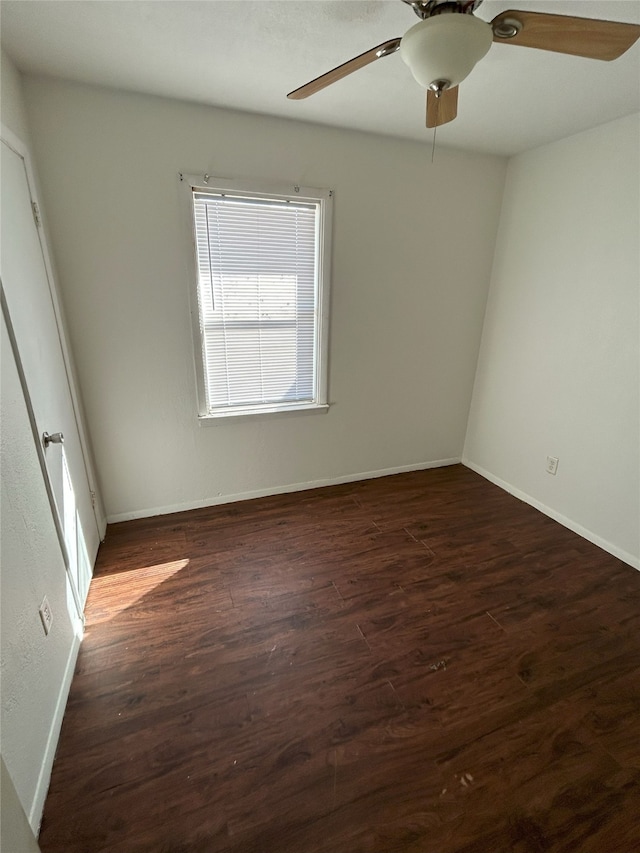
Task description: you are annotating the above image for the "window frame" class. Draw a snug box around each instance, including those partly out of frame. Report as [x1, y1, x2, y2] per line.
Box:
[181, 173, 333, 423]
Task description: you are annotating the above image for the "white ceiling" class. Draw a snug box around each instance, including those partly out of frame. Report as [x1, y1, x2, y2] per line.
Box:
[1, 0, 639, 156]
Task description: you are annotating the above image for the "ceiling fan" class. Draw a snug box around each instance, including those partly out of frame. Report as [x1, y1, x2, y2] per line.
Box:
[287, 0, 640, 128]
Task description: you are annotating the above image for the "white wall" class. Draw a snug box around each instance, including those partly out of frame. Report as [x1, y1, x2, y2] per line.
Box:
[464, 114, 640, 568]
[22, 76, 507, 521]
[1, 48, 31, 143]
[1, 300, 82, 829]
[1, 756, 41, 853]
[0, 49, 82, 832]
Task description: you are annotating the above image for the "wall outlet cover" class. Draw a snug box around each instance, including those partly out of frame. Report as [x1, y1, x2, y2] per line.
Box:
[39, 596, 53, 635]
[546, 456, 559, 476]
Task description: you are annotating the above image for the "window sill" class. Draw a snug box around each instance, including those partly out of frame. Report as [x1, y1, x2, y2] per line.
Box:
[198, 403, 330, 426]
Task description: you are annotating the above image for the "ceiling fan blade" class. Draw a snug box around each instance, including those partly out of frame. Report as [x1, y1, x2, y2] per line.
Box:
[426, 86, 458, 128]
[491, 10, 640, 61]
[287, 38, 401, 99]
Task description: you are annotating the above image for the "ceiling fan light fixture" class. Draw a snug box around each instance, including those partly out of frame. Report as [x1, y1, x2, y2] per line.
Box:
[400, 13, 493, 89]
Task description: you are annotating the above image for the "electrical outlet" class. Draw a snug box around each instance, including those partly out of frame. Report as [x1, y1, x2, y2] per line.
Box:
[546, 456, 559, 476]
[39, 596, 53, 635]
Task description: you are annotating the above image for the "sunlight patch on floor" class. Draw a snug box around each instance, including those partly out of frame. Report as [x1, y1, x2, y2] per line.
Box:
[85, 559, 189, 624]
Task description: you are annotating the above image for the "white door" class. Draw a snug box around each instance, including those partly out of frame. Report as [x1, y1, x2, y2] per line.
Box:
[1, 138, 100, 610]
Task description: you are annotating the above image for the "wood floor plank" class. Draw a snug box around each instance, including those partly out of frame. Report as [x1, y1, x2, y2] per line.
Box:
[38, 465, 640, 853]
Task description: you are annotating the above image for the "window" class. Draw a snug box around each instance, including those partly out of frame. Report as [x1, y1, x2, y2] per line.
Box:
[183, 175, 332, 420]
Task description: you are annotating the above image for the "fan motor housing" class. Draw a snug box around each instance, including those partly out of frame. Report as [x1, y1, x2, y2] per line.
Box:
[402, 0, 485, 19]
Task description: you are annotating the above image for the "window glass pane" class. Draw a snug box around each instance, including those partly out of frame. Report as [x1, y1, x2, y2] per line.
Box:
[192, 191, 320, 413]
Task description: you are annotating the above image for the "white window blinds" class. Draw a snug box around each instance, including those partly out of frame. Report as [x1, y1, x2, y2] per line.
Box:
[192, 190, 322, 414]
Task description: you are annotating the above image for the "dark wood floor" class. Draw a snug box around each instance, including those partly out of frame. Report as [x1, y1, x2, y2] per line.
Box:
[39, 465, 640, 853]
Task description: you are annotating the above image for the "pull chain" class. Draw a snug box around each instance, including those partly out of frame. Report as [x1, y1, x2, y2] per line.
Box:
[431, 90, 441, 163]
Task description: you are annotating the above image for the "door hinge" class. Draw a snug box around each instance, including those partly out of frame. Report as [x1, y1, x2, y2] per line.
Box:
[31, 201, 41, 228]
[90, 490, 97, 508]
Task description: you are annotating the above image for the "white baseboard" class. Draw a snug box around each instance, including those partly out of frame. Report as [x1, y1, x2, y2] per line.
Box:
[106, 458, 461, 523]
[29, 629, 82, 833]
[463, 459, 640, 571]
